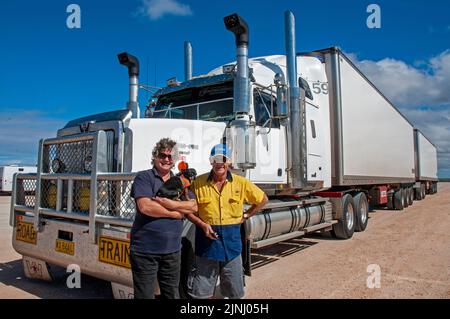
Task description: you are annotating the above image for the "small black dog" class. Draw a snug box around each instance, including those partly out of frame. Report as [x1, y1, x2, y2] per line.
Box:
[156, 166, 197, 200]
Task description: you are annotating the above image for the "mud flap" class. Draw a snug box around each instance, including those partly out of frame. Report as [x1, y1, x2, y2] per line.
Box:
[111, 282, 134, 299]
[22, 256, 53, 281]
[241, 224, 251, 276]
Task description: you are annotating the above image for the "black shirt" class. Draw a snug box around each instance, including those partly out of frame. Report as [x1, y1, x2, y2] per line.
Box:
[130, 168, 183, 254]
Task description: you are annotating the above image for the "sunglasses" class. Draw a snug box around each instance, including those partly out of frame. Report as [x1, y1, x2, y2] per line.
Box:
[158, 153, 174, 160]
[210, 156, 231, 164]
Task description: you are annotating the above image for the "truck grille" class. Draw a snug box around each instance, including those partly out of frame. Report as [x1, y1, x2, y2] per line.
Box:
[42, 131, 114, 174]
[97, 179, 135, 220]
[43, 140, 94, 174]
[15, 177, 37, 208]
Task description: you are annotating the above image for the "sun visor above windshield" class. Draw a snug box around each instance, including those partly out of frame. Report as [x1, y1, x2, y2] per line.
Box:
[63, 109, 132, 129]
[154, 73, 233, 98]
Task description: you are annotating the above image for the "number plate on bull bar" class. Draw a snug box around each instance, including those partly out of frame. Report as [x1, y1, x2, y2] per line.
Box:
[98, 236, 131, 269]
[16, 221, 37, 244]
[55, 239, 75, 255]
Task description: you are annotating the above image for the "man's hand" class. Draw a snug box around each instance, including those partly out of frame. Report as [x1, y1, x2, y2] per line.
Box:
[136, 197, 184, 219]
[153, 196, 197, 214]
[153, 196, 177, 210]
[201, 223, 218, 240]
[241, 194, 269, 223]
[171, 211, 184, 220]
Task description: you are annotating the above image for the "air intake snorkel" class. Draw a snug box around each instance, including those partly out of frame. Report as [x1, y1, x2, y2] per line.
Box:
[118, 52, 140, 118]
[224, 13, 256, 169]
[184, 41, 193, 81]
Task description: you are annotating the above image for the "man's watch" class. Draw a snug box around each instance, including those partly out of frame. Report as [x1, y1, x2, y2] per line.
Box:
[243, 213, 250, 220]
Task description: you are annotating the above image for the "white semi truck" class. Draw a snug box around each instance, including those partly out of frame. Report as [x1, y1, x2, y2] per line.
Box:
[0, 165, 36, 193]
[10, 12, 438, 298]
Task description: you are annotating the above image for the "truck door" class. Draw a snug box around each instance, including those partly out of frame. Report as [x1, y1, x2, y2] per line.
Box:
[305, 100, 324, 182]
[249, 88, 287, 183]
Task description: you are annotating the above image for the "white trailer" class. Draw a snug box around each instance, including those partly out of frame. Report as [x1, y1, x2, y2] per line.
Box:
[414, 129, 438, 199]
[9, 11, 438, 298]
[0, 165, 36, 193]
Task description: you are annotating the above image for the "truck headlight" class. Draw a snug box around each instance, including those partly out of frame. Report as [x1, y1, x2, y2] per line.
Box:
[51, 158, 64, 173]
[84, 156, 93, 173]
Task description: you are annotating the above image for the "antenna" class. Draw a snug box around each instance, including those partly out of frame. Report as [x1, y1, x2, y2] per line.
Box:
[146, 56, 149, 100]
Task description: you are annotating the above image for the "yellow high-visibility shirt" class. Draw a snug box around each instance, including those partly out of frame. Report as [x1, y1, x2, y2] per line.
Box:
[191, 170, 265, 225]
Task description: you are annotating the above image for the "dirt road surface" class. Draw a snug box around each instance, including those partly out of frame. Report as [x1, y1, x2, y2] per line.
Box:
[1, 183, 449, 298]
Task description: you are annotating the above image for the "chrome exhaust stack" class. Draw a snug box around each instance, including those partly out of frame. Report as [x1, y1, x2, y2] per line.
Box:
[285, 11, 307, 188]
[184, 41, 193, 81]
[118, 52, 140, 118]
[224, 13, 256, 169]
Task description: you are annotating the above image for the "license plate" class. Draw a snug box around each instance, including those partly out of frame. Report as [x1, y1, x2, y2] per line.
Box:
[98, 236, 131, 269]
[16, 221, 37, 244]
[55, 239, 75, 255]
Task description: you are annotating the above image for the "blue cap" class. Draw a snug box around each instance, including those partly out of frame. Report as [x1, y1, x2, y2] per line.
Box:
[210, 144, 231, 160]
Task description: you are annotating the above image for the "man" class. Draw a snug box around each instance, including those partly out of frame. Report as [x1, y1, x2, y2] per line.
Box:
[130, 138, 197, 299]
[187, 144, 268, 299]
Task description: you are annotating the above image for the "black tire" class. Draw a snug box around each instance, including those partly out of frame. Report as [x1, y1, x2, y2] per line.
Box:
[354, 192, 369, 232]
[179, 224, 195, 299]
[403, 188, 409, 208]
[432, 183, 437, 194]
[387, 191, 394, 210]
[393, 189, 404, 210]
[408, 187, 414, 206]
[421, 184, 426, 199]
[332, 194, 356, 239]
[415, 187, 423, 200]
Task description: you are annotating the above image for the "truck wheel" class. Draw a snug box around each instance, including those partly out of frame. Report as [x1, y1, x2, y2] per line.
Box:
[408, 187, 414, 206]
[415, 187, 423, 200]
[387, 191, 394, 210]
[393, 189, 404, 210]
[403, 188, 409, 208]
[432, 183, 437, 194]
[421, 184, 426, 199]
[179, 224, 195, 299]
[332, 194, 355, 239]
[354, 192, 369, 232]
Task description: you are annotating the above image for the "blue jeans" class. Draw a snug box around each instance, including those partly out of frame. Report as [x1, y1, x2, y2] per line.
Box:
[130, 250, 181, 299]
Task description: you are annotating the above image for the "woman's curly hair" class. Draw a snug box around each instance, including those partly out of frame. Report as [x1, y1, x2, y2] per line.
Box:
[151, 138, 178, 165]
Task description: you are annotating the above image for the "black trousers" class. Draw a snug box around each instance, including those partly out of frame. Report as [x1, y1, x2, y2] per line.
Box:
[130, 250, 181, 299]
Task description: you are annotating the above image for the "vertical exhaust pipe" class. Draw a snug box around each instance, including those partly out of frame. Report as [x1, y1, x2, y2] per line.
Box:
[285, 11, 307, 188]
[224, 13, 250, 115]
[118, 52, 140, 118]
[224, 13, 256, 169]
[184, 41, 193, 81]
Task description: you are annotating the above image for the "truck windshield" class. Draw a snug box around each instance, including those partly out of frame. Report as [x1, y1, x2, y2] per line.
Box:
[152, 81, 234, 122]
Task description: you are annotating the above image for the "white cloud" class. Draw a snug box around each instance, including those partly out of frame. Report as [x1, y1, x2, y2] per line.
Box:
[139, 0, 193, 20]
[0, 109, 64, 166]
[348, 50, 450, 108]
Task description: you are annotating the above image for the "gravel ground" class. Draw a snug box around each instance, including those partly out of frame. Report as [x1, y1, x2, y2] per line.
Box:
[1, 183, 449, 299]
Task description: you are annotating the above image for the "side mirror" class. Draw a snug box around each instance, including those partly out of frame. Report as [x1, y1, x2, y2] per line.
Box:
[298, 77, 313, 100]
[274, 73, 288, 117]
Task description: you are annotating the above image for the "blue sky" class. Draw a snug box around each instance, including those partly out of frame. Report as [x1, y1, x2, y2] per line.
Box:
[1, 0, 449, 177]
